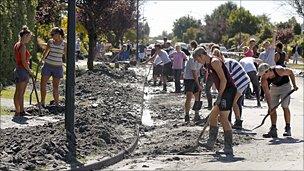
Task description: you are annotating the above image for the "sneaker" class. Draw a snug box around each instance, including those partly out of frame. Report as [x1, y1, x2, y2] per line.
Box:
[185, 114, 190, 122]
[283, 127, 291, 136]
[263, 127, 278, 138]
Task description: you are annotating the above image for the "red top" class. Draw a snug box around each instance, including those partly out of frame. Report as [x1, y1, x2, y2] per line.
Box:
[14, 42, 31, 68]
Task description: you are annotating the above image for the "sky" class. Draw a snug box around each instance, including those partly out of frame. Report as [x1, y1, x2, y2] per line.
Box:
[141, 0, 304, 37]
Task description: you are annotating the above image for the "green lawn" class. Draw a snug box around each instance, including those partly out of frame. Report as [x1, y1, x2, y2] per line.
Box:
[0, 106, 14, 115]
[1, 86, 54, 104]
[286, 63, 304, 71]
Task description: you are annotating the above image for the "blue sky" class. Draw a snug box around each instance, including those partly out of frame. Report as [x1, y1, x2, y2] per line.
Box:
[141, 0, 303, 37]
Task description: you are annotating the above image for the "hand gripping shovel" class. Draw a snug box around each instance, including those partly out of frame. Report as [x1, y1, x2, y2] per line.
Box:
[178, 114, 210, 155]
[252, 89, 295, 131]
[29, 63, 40, 105]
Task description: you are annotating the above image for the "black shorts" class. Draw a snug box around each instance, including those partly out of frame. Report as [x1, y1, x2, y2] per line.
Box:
[184, 79, 199, 94]
[218, 86, 237, 111]
[153, 65, 163, 76]
[162, 62, 172, 78]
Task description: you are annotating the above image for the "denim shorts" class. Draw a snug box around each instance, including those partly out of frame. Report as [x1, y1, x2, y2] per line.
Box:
[41, 63, 63, 78]
[14, 68, 29, 83]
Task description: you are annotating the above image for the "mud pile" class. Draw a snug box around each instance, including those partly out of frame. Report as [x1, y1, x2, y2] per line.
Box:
[0, 64, 143, 170]
[134, 88, 254, 157]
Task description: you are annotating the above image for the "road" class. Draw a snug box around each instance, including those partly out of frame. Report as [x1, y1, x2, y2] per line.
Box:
[108, 77, 303, 170]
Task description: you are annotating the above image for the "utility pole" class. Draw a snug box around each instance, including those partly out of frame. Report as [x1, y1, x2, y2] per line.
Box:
[65, 0, 76, 159]
[136, 0, 139, 61]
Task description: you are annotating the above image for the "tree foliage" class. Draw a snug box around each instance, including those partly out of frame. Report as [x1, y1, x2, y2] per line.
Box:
[228, 7, 260, 37]
[172, 15, 201, 41]
[204, 1, 237, 43]
[0, 0, 37, 85]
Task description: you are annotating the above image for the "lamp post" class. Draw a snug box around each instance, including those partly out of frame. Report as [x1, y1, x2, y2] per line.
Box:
[136, 0, 139, 61]
[65, 0, 76, 158]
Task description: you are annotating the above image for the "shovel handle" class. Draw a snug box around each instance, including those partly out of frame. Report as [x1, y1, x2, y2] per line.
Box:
[252, 89, 295, 131]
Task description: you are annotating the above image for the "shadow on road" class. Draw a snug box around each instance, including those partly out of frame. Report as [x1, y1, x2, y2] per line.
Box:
[269, 137, 304, 145]
[11, 116, 29, 124]
[209, 154, 245, 163]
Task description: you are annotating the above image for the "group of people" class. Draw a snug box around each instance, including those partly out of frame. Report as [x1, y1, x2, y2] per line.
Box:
[143, 33, 299, 155]
[13, 26, 66, 116]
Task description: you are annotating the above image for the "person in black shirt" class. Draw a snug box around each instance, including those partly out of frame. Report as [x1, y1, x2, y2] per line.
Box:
[258, 63, 298, 138]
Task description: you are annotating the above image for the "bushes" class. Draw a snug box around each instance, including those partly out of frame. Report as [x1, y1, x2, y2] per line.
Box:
[0, 0, 36, 85]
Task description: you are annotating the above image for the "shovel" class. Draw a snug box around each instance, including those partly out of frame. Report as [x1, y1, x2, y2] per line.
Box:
[31, 75, 41, 115]
[29, 63, 41, 105]
[252, 89, 295, 131]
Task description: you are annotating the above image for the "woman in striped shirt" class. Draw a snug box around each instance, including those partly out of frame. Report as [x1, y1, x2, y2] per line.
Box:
[40, 27, 67, 107]
[213, 49, 250, 129]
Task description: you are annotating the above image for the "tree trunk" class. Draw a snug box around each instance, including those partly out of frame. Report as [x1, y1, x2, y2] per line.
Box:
[87, 33, 97, 70]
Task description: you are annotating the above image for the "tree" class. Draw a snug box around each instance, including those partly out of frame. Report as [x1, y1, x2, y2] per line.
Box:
[277, 28, 294, 44]
[172, 15, 201, 41]
[77, 0, 116, 70]
[204, 1, 237, 43]
[293, 22, 302, 35]
[107, 0, 136, 47]
[183, 27, 199, 43]
[285, 0, 304, 18]
[228, 7, 260, 37]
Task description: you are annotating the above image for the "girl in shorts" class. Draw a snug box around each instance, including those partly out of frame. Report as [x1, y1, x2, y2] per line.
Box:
[40, 27, 66, 107]
[13, 26, 33, 116]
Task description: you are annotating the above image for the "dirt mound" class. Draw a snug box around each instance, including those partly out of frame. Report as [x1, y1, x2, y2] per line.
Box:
[133, 87, 254, 157]
[0, 65, 143, 170]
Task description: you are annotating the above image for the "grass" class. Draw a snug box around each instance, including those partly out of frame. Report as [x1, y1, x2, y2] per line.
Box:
[0, 106, 14, 115]
[1, 86, 54, 104]
[286, 63, 304, 71]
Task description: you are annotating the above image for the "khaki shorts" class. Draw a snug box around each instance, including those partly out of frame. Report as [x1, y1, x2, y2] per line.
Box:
[270, 83, 291, 109]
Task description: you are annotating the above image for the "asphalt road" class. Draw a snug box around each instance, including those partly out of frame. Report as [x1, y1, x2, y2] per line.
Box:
[108, 77, 303, 170]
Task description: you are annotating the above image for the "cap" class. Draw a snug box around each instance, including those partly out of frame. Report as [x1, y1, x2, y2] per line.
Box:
[257, 63, 270, 76]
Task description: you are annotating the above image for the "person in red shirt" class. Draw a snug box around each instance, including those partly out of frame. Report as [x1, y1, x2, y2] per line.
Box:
[13, 25, 34, 117]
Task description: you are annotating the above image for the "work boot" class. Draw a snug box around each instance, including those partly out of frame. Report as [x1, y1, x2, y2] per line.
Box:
[162, 84, 167, 92]
[262, 126, 278, 138]
[232, 119, 243, 130]
[153, 81, 157, 86]
[283, 126, 291, 136]
[193, 113, 201, 122]
[185, 114, 190, 123]
[200, 126, 219, 150]
[216, 130, 234, 155]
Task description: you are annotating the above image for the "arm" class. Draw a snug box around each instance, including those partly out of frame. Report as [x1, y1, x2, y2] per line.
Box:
[41, 40, 51, 63]
[20, 45, 33, 76]
[261, 76, 271, 108]
[192, 69, 201, 88]
[144, 50, 158, 64]
[271, 30, 277, 48]
[211, 59, 226, 96]
[252, 58, 263, 65]
[274, 53, 280, 63]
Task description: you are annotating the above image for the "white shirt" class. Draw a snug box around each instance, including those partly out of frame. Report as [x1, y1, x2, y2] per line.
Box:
[183, 58, 202, 80]
[239, 57, 257, 73]
[153, 56, 163, 66]
[157, 49, 171, 64]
